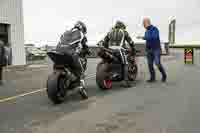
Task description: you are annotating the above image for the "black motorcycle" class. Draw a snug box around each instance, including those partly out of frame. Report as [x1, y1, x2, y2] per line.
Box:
[46, 48, 89, 104]
[96, 45, 138, 90]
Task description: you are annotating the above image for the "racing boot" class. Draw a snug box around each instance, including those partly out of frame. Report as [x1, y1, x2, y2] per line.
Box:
[121, 80, 131, 88]
[121, 65, 132, 88]
[73, 72, 85, 89]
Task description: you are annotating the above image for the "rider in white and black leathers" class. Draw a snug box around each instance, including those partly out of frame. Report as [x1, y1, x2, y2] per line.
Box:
[56, 21, 90, 87]
[99, 21, 136, 86]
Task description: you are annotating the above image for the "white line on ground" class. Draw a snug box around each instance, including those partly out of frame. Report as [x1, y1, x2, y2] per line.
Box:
[0, 74, 96, 103]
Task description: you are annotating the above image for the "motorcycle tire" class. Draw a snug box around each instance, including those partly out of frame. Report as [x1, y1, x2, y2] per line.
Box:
[128, 64, 138, 81]
[46, 72, 66, 104]
[96, 62, 112, 90]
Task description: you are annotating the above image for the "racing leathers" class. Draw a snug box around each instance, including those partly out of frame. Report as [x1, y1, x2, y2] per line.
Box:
[56, 28, 89, 82]
[100, 28, 136, 81]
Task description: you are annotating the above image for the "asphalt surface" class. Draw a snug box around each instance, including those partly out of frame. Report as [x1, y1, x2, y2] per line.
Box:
[0, 50, 200, 133]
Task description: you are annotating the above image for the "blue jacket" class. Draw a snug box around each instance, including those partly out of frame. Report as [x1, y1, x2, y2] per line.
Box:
[144, 25, 161, 51]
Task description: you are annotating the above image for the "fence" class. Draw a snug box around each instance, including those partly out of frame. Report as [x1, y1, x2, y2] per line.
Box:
[88, 42, 169, 58]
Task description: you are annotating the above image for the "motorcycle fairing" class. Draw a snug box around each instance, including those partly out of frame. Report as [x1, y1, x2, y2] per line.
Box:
[47, 50, 74, 66]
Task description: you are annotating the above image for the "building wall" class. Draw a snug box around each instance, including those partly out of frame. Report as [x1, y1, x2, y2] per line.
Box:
[0, 0, 25, 65]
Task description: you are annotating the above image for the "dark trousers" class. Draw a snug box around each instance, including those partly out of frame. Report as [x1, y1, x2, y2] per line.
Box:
[0, 66, 3, 81]
[121, 50, 129, 81]
[115, 49, 129, 81]
[71, 53, 84, 78]
[146, 49, 167, 80]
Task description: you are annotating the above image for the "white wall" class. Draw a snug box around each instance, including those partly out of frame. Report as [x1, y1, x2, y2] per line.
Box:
[0, 0, 25, 65]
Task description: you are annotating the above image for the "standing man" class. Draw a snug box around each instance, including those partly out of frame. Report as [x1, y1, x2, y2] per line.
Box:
[137, 17, 167, 82]
[0, 40, 6, 85]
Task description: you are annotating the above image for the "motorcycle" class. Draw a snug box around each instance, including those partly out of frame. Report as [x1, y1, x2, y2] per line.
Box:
[46, 46, 89, 104]
[96, 45, 138, 90]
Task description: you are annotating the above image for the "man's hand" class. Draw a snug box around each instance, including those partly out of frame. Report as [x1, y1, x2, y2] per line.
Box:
[136, 36, 144, 40]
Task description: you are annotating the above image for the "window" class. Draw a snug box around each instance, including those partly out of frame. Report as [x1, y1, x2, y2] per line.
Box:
[0, 23, 9, 44]
[0, 24, 8, 33]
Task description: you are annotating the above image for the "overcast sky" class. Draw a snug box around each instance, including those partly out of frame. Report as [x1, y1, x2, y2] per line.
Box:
[23, 0, 200, 45]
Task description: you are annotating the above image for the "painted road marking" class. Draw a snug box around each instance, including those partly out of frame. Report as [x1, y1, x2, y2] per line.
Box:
[0, 74, 96, 103]
[0, 89, 46, 103]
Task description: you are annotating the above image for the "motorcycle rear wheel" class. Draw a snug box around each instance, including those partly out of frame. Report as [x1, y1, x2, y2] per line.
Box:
[47, 72, 67, 104]
[96, 62, 112, 90]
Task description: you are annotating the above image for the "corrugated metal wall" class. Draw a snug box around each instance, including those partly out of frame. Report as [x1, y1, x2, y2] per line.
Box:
[0, 0, 25, 65]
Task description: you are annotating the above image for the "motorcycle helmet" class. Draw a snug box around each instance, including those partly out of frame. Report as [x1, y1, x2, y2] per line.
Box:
[74, 21, 87, 34]
[114, 20, 126, 29]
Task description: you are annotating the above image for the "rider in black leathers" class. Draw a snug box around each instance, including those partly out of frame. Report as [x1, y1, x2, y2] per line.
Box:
[98, 21, 136, 87]
[56, 21, 90, 87]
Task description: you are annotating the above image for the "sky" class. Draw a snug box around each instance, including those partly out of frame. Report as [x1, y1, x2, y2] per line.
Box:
[23, 0, 200, 46]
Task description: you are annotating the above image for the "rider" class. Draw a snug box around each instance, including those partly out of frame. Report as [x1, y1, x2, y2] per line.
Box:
[98, 20, 136, 87]
[56, 21, 90, 88]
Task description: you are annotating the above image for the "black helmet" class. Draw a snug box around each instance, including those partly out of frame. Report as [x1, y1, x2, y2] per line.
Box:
[114, 20, 126, 29]
[74, 21, 87, 34]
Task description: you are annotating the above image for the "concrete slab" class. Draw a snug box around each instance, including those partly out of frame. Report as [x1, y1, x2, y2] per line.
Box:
[0, 50, 200, 133]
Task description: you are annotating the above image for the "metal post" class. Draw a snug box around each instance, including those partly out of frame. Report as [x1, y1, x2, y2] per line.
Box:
[168, 18, 176, 45]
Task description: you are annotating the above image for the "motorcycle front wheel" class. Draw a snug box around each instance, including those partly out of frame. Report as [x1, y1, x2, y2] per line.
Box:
[128, 64, 138, 81]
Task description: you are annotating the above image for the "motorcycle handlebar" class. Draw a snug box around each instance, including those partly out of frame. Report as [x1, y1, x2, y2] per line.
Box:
[97, 43, 141, 55]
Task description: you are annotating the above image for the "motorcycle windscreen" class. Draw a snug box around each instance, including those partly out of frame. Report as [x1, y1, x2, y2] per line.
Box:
[47, 51, 73, 65]
[59, 29, 82, 46]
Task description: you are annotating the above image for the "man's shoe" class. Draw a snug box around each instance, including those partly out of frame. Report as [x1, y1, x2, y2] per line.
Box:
[146, 79, 156, 83]
[121, 80, 131, 88]
[161, 76, 167, 82]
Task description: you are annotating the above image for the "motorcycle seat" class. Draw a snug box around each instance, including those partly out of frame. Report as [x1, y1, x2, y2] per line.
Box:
[47, 51, 64, 56]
